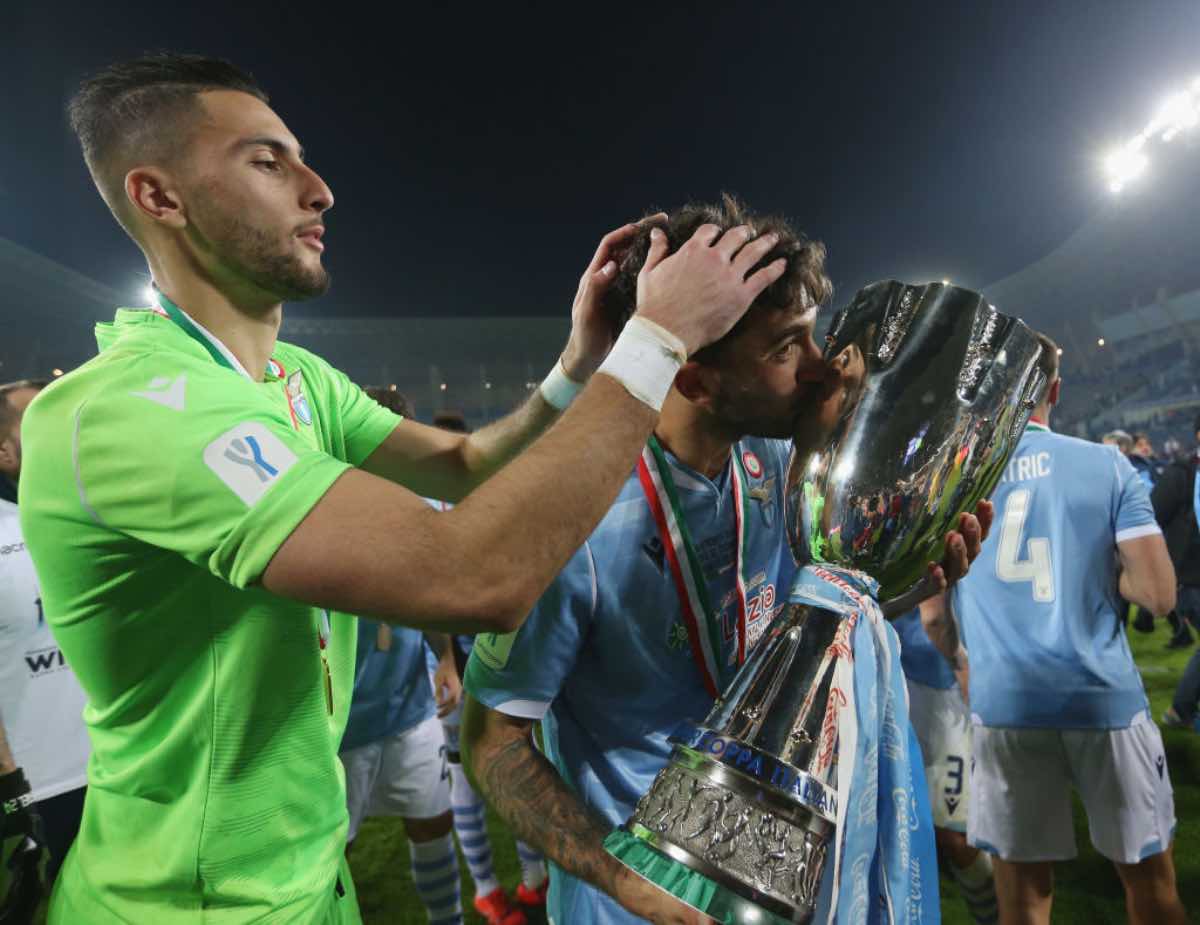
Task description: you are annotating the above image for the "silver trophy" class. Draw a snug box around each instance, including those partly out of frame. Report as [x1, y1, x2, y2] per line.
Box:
[606, 281, 1046, 924]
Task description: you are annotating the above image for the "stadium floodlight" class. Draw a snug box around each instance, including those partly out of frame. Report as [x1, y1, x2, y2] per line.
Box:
[1103, 76, 1200, 193]
[52, 368, 63, 377]
[1097, 338, 1105, 347]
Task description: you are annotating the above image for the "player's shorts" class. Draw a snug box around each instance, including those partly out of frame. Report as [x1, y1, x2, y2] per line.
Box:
[906, 679, 971, 832]
[969, 710, 1176, 864]
[340, 715, 450, 841]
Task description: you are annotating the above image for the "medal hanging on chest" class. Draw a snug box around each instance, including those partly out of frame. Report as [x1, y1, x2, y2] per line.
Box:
[637, 436, 752, 698]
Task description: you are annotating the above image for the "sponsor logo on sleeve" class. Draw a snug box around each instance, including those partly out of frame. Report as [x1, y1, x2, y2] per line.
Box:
[203, 422, 299, 505]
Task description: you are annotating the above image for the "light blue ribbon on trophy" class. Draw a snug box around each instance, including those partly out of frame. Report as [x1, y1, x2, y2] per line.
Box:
[789, 565, 938, 925]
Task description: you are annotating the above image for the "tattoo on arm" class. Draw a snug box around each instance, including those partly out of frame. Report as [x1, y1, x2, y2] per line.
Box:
[472, 720, 619, 896]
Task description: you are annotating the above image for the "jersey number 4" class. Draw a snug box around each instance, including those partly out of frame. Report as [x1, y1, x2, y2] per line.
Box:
[995, 489, 1055, 602]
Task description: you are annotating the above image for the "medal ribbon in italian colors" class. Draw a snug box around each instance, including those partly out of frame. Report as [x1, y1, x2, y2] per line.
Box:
[637, 435, 752, 698]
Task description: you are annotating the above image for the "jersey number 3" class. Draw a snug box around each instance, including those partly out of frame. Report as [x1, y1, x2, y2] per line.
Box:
[995, 489, 1054, 602]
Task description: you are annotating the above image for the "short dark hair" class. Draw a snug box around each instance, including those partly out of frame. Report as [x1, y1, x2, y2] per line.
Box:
[363, 386, 412, 418]
[0, 379, 49, 438]
[68, 53, 268, 227]
[603, 194, 833, 364]
[1033, 332, 1060, 403]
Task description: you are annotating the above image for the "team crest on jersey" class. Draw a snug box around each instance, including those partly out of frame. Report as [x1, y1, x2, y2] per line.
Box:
[748, 477, 776, 528]
[741, 450, 763, 479]
[286, 370, 313, 426]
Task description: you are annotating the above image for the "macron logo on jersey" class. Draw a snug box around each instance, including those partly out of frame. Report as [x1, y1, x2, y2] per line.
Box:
[203, 422, 298, 505]
[132, 374, 187, 411]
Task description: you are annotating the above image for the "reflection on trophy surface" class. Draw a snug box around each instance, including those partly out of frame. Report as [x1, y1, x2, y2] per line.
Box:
[606, 280, 1046, 924]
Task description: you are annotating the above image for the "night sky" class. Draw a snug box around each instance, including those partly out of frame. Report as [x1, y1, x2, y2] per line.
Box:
[3, 1, 1198, 322]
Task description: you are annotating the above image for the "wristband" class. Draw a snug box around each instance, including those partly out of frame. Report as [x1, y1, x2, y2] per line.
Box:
[538, 358, 585, 411]
[0, 767, 32, 816]
[596, 316, 687, 412]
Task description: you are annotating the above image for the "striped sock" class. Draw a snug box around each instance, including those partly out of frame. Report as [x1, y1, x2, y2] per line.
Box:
[410, 832, 463, 925]
[448, 760, 499, 897]
[951, 850, 998, 925]
[516, 840, 547, 890]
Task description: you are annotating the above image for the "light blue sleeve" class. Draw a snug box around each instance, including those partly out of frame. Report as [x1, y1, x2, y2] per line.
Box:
[1111, 450, 1159, 541]
[464, 541, 597, 719]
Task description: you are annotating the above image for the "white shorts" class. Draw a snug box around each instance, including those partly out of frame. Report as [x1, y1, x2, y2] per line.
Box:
[969, 711, 1176, 864]
[907, 679, 971, 832]
[340, 715, 451, 841]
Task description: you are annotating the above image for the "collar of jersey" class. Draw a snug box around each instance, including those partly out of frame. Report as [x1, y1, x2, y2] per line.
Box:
[152, 290, 265, 380]
[657, 444, 731, 496]
[1025, 421, 1050, 433]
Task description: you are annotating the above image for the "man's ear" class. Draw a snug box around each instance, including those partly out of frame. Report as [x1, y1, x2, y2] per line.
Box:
[125, 167, 188, 230]
[673, 361, 721, 410]
[1047, 378, 1061, 408]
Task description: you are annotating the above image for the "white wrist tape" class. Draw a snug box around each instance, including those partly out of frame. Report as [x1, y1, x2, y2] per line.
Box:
[596, 316, 687, 411]
[539, 358, 585, 411]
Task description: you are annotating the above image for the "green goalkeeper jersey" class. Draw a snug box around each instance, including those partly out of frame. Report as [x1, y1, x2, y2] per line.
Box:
[18, 301, 400, 923]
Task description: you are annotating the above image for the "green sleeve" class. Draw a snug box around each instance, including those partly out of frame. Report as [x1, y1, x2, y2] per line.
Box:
[75, 371, 351, 589]
[312, 357, 402, 466]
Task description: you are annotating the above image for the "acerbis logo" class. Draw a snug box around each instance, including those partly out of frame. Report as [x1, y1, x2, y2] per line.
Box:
[203, 422, 298, 506]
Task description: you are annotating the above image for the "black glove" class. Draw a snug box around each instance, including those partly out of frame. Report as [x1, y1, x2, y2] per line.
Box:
[0, 769, 46, 925]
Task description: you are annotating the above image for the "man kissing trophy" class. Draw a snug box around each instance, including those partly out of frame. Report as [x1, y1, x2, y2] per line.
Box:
[606, 280, 1046, 924]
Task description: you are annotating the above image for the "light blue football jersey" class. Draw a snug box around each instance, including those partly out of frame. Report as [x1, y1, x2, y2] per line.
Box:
[894, 608, 957, 691]
[952, 424, 1160, 729]
[465, 438, 796, 925]
[341, 618, 435, 752]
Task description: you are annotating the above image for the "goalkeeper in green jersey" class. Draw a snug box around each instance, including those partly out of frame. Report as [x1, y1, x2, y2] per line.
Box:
[20, 53, 784, 925]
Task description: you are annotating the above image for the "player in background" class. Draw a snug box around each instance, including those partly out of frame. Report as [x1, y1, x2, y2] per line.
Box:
[462, 198, 990, 925]
[1156, 413, 1200, 724]
[894, 606, 997, 924]
[22, 54, 783, 924]
[942, 333, 1186, 925]
[339, 609, 466, 925]
[0, 379, 89, 905]
[418, 407, 545, 924]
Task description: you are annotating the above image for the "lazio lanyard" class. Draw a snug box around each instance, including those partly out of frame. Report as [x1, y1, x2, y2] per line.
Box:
[637, 435, 752, 698]
[152, 289, 335, 715]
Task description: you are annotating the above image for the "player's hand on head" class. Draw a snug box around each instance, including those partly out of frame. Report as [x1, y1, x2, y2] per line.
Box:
[560, 215, 667, 381]
[634, 224, 786, 356]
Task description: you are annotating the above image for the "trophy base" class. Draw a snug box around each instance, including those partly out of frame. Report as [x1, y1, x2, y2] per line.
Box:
[605, 826, 801, 925]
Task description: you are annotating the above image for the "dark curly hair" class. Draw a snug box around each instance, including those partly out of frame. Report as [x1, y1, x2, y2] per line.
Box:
[603, 194, 833, 363]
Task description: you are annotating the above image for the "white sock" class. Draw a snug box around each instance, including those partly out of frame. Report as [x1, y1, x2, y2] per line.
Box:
[448, 761, 499, 897]
[951, 850, 998, 925]
[516, 840, 547, 890]
[410, 832, 463, 925]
